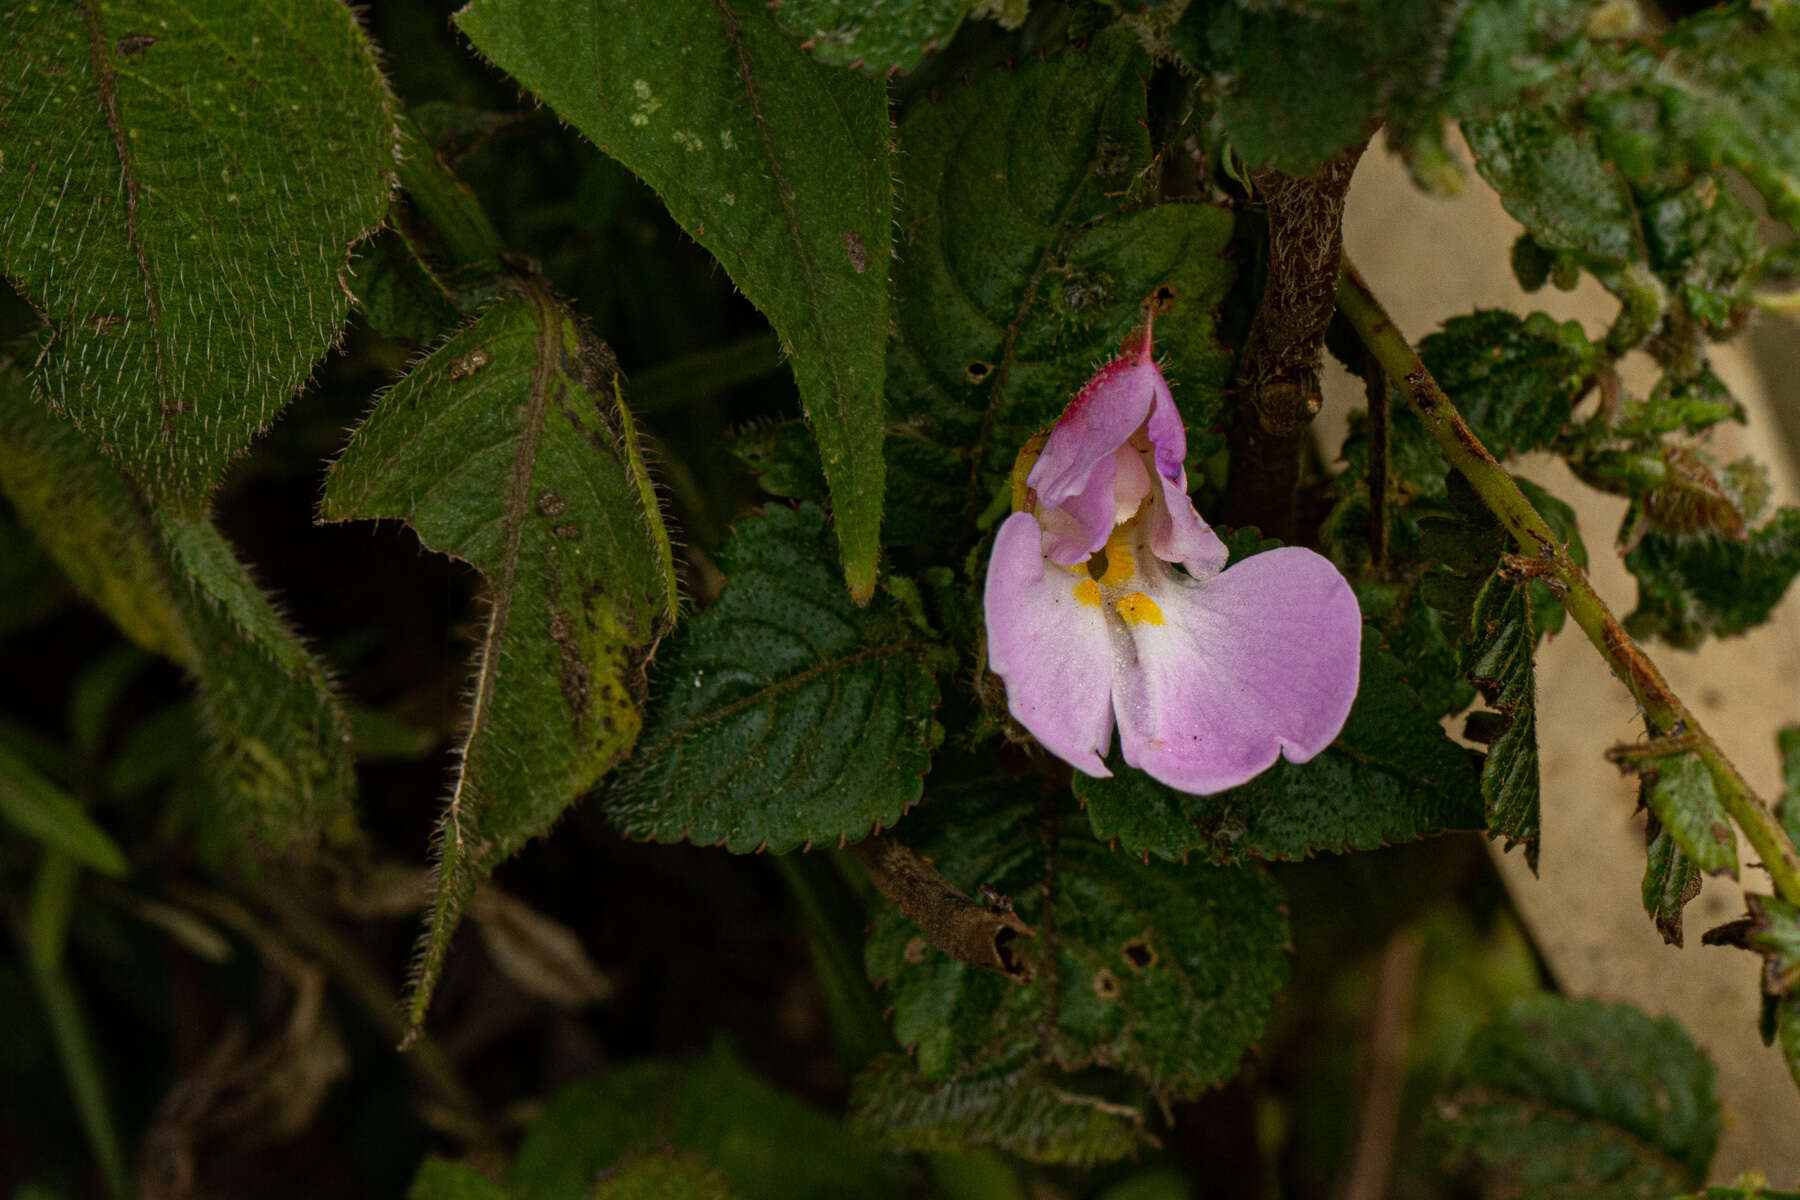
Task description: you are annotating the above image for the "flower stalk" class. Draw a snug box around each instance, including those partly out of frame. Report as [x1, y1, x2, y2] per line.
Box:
[1335, 258, 1800, 907]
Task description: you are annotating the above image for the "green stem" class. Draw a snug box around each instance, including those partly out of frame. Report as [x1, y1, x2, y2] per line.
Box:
[1336, 259, 1800, 907]
[772, 854, 891, 1074]
[627, 332, 787, 410]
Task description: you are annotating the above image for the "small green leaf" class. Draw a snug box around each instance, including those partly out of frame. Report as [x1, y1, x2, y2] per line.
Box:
[849, 1055, 1153, 1166]
[455, 0, 892, 599]
[1624, 507, 1800, 648]
[1433, 995, 1720, 1198]
[1078, 629, 1486, 863]
[1635, 752, 1737, 879]
[409, 1159, 512, 1200]
[321, 289, 676, 1032]
[1642, 811, 1702, 948]
[1464, 572, 1541, 872]
[591, 1155, 737, 1200]
[866, 781, 1288, 1106]
[770, 0, 970, 70]
[606, 503, 942, 853]
[1417, 311, 1594, 458]
[1464, 106, 1644, 263]
[1672, 1179, 1800, 1200]
[1779, 993, 1800, 1097]
[1779, 726, 1800, 849]
[0, 744, 127, 877]
[0, 0, 395, 515]
[510, 1047, 906, 1200]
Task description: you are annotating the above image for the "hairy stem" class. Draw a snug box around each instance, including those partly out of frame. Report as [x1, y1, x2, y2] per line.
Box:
[1224, 139, 1368, 540]
[1336, 259, 1800, 907]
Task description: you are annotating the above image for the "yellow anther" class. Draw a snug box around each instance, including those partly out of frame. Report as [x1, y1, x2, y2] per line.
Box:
[1116, 592, 1164, 626]
[1073, 578, 1102, 607]
[1095, 523, 1136, 587]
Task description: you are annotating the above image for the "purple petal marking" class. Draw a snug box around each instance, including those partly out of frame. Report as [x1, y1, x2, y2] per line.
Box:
[1142, 363, 1186, 479]
[1110, 547, 1362, 794]
[1026, 354, 1160, 519]
[984, 512, 1116, 778]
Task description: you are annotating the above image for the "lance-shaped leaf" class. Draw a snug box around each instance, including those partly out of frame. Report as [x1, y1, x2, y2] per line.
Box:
[1780, 726, 1800, 850]
[1643, 811, 1702, 948]
[0, 743, 128, 877]
[1433, 996, 1720, 1199]
[1629, 750, 1738, 879]
[454, 0, 891, 600]
[1465, 571, 1542, 873]
[321, 288, 676, 1031]
[864, 780, 1288, 1113]
[0, 370, 353, 843]
[770, 0, 971, 71]
[1076, 629, 1486, 863]
[0, 0, 394, 515]
[605, 503, 943, 853]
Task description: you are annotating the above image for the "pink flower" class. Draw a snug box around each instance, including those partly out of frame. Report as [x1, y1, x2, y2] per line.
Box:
[983, 326, 1362, 794]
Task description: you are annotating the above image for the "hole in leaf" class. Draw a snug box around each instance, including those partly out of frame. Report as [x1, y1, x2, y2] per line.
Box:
[965, 360, 993, 383]
[1122, 937, 1157, 971]
[1149, 284, 1177, 315]
[1092, 968, 1121, 999]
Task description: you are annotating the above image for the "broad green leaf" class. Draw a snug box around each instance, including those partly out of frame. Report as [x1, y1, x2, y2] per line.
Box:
[1464, 106, 1644, 263]
[770, 0, 971, 70]
[887, 29, 1234, 545]
[1418, 311, 1594, 458]
[866, 780, 1288, 1105]
[454, 0, 892, 599]
[0, 0, 394, 515]
[1642, 811, 1702, 948]
[0, 371, 353, 844]
[849, 1054, 1153, 1166]
[1078, 629, 1486, 863]
[1636, 752, 1737, 879]
[0, 744, 127, 877]
[409, 1159, 512, 1200]
[605, 503, 943, 853]
[1433, 996, 1719, 1198]
[1624, 507, 1800, 648]
[1780, 726, 1800, 849]
[1465, 572, 1541, 872]
[321, 290, 676, 1031]
[591, 1155, 736, 1200]
[510, 1047, 906, 1200]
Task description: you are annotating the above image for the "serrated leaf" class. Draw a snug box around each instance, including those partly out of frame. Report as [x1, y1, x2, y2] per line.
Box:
[770, 0, 970, 70]
[1643, 811, 1702, 948]
[1623, 507, 1800, 648]
[605, 503, 942, 853]
[1465, 572, 1541, 872]
[1635, 752, 1737, 879]
[849, 1054, 1153, 1166]
[1078, 628, 1485, 863]
[1433, 996, 1720, 1199]
[591, 1154, 737, 1200]
[320, 289, 676, 1030]
[409, 1159, 511, 1200]
[888, 30, 1234, 544]
[1417, 311, 1594, 458]
[0, 0, 394, 515]
[454, 0, 891, 599]
[510, 1046, 906, 1200]
[866, 780, 1288, 1105]
[0, 371, 354, 844]
[0, 743, 128, 877]
[1464, 106, 1644, 263]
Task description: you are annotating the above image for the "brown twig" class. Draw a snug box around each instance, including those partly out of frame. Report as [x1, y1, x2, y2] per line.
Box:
[1337, 929, 1423, 1200]
[855, 834, 1034, 981]
[1363, 346, 1390, 569]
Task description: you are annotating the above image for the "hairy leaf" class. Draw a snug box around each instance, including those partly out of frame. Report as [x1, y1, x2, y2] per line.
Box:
[591, 1155, 737, 1200]
[770, 0, 970, 70]
[1464, 106, 1643, 263]
[1434, 996, 1719, 1198]
[849, 1054, 1153, 1166]
[1624, 507, 1800, 648]
[510, 1047, 905, 1200]
[321, 290, 676, 1030]
[1636, 751, 1737, 879]
[866, 780, 1288, 1104]
[0, 0, 394, 515]
[1465, 572, 1541, 872]
[606, 504, 942, 853]
[1642, 811, 1702, 948]
[887, 29, 1234, 544]
[0, 743, 128, 877]
[455, 0, 892, 599]
[1078, 629, 1486, 862]
[0, 372, 354, 844]
[1417, 311, 1594, 458]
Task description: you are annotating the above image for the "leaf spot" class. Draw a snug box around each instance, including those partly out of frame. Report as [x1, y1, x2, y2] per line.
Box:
[843, 229, 869, 274]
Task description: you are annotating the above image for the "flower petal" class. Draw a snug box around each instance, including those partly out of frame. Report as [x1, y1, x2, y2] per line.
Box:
[985, 512, 1116, 778]
[1026, 356, 1161, 526]
[1143, 462, 1227, 578]
[1110, 548, 1361, 794]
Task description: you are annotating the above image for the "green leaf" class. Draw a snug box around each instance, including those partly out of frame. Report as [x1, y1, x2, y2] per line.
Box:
[887, 30, 1234, 545]
[1464, 106, 1644, 263]
[605, 503, 942, 853]
[591, 1155, 737, 1200]
[1635, 751, 1737, 879]
[866, 781, 1288, 1105]
[1417, 311, 1595, 458]
[1434, 996, 1720, 1198]
[1624, 507, 1800, 648]
[454, 0, 892, 599]
[1078, 629, 1485, 863]
[0, 371, 354, 844]
[1672, 1179, 1800, 1200]
[1780, 993, 1800, 1098]
[1779, 726, 1800, 850]
[849, 1055, 1153, 1166]
[1464, 572, 1541, 872]
[320, 289, 676, 1031]
[0, 0, 394, 515]
[0, 744, 127, 877]
[770, 0, 970, 70]
[409, 1159, 512, 1200]
[510, 1046, 906, 1200]
[1642, 811, 1702, 948]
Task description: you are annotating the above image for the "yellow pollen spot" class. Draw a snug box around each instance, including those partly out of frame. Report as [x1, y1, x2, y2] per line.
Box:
[1116, 592, 1164, 625]
[1095, 524, 1136, 586]
[1073, 578, 1102, 607]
